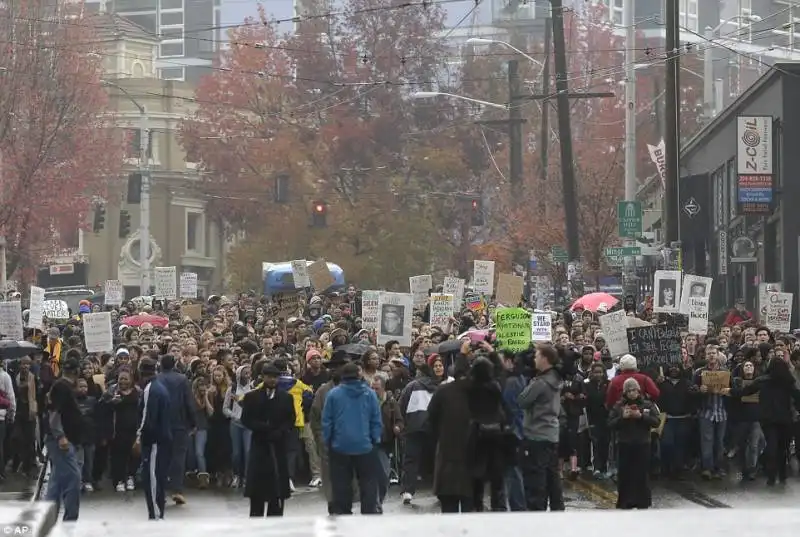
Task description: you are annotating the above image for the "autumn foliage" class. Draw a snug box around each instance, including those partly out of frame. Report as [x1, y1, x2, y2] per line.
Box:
[0, 1, 125, 275]
[182, 2, 703, 290]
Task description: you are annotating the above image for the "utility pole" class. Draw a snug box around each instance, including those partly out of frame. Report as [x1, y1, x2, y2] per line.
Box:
[623, 0, 638, 296]
[664, 0, 680, 244]
[703, 26, 714, 118]
[139, 111, 152, 296]
[549, 0, 580, 262]
[508, 59, 523, 194]
[540, 16, 551, 214]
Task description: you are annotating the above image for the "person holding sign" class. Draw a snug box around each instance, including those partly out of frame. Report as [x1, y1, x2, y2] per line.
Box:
[692, 345, 730, 480]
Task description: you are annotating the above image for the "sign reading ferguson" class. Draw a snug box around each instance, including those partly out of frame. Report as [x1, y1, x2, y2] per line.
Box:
[495, 307, 532, 353]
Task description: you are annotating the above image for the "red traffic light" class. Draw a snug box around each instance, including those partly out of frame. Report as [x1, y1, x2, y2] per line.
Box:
[314, 202, 326, 213]
[472, 200, 479, 209]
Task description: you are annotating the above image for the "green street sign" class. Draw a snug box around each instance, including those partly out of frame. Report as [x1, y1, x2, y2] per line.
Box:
[604, 246, 641, 257]
[617, 201, 642, 238]
[550, 246, 568, 263]
[606, 256, 623, 266]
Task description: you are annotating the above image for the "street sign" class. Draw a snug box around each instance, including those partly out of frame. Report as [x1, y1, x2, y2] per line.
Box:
[617, 201, 642, 238]
[604, 246, 641, 257]
[550, 246, 568, 263]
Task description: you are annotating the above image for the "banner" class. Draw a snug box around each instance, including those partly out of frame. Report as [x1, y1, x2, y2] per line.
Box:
[647, 139, 666, 190]
[495, 307, 531, 352]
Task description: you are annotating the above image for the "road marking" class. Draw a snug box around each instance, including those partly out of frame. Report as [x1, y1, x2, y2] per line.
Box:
[569, 477, 617, 509]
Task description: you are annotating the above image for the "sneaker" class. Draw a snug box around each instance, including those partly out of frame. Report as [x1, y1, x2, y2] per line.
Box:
[172, 493, 187, 505]
[701, 470, 712, 481]
[198, 472, 210, 489]
[389, 477, 399, 485]
[115, 482, 126, 493]
[231, 475, 240, 489]
[309, 477, 322, 488]
[402, 492, 413, 505]
[83, 482, 94, 493]
[126, 477, 135, 491]
[289, 479, 296, 493]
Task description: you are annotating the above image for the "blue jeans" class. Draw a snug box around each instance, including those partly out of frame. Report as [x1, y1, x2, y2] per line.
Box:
[699, 417, 726, 472]
[193, 430, 208, 473]
[660, 417, 691, 474]
[80, 444, 95, 483]
[734, 421, 764, 472]
[376, 447, 390, 505]
[503, 464, 526, 512]
[45, 439, 82, 521]
[230, 421, 251, 478]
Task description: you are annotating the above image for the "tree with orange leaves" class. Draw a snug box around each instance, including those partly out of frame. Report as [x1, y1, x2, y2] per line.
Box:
[0, 3, 126, 276]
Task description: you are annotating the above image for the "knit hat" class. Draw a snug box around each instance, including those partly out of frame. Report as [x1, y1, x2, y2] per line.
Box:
[427, 353, 442, 368]
[619, 354, 637, 371]
[306, 348, 322, 361]
[623, 377, 641, 393]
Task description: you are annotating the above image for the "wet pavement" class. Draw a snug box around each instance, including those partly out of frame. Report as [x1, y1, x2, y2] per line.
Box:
[45, 470, 800, 522]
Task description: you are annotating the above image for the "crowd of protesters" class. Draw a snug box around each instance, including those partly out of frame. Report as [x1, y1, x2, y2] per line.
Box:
[4, 285, 800, 522]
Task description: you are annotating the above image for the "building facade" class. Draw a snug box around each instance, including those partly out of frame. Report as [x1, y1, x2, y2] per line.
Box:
[84, 0, 221, 82]
[678, 62, 800, 321]
[80, 15, 227, 297]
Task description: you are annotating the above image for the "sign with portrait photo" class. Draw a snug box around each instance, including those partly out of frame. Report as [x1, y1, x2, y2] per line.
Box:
[679, 274, 712, 315]
[653, 270, 682, 314]
[376, 292, 413, 346]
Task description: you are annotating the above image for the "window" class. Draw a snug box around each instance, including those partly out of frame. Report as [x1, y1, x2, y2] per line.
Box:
[122, 13, 157, 33]
[597, 0, 622, 25]
[160, 27, 183, 40]
[160, 41, 184, 57]
[160, 0, 182, 9]
[160, 67, 185, 80]
[186, 212, 202, 253]
[160, 11, 182, 25]
[679, 0, 698, 31]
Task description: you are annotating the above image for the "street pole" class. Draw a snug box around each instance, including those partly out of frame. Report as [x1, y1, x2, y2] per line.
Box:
[703, 26, 714, 118]
[623, 0, 638, 297]
[664, 0, 681, 244]
[139, 111, 151, 296]
[508, 59, 523, 193]
[540, 16, 551, 214]
[624, 0, 636, 202]
[0, 237, 7, 299]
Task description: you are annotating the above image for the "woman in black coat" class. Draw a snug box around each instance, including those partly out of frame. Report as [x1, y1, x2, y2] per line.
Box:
[608, 377, 661, 509]
[240, 364, 296, 517]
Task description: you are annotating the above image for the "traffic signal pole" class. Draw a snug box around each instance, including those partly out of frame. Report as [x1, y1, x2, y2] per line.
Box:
[139, 111, 151, 297]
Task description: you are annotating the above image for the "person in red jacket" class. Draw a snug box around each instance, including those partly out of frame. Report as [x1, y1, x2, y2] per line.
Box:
[723, 299, 753, 327]
[605, 355, 660, 408]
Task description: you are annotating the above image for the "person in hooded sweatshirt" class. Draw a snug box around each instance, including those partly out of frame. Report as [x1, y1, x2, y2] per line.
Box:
[397, 354, 443, 505]
[274, 358, 313, 492]
[517, 344, 564, 511]
[223, 363, 253, 488]
[322, 362, 382, 515]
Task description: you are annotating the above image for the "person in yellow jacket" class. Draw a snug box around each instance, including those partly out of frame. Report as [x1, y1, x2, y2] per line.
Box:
[45, 327, 63, 377]
[271, 358, 313, 492]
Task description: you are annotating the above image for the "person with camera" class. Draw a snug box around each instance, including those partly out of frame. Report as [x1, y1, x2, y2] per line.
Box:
[517, 344, 565, 511]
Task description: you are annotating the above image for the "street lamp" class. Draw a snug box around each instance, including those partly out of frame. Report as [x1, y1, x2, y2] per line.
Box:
[102, 80, 151, 296]
[465, 37, 545, 69]
[410, 91, 508, 110]
[704, 14, 762, 117]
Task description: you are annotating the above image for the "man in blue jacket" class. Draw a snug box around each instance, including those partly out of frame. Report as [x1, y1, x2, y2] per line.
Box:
[157, 354, 195, 505]
[136, 358, 172, 520]
[322, 362, 382, 515]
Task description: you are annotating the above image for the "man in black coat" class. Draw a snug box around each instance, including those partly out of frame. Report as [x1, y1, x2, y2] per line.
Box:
[241, 363, 296, 517]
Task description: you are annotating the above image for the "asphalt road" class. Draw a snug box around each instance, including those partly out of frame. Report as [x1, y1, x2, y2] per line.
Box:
[39, 469, 800, 523]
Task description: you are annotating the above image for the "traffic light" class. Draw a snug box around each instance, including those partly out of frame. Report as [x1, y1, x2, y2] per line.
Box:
[311, 201, 327, 228]
[119, 209, 131, 238]
[92, 204, 106, 233]
[470, 198, 484, 226]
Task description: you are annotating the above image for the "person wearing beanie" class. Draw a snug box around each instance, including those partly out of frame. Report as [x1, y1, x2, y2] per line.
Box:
[605, 354, 660, 407]
[608, 376, 660, 509]
[322, 361, 382, 514]
[135, 358, 172, 520]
